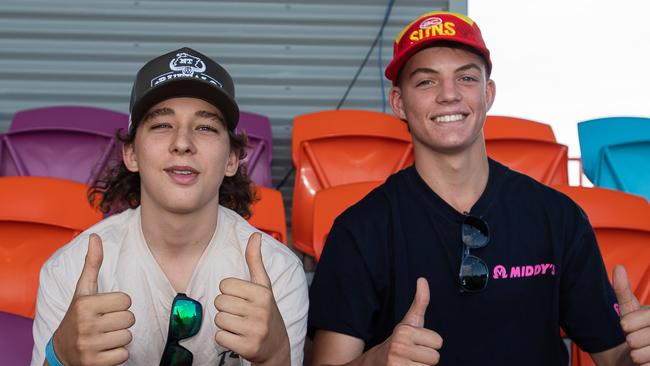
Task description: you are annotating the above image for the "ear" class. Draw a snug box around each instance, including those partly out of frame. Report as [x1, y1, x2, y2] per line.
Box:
[389, 85, 407, 120]
[224, 150, 239, 177]
[485, 79, 496, 112]
[122, 143, 139, 173]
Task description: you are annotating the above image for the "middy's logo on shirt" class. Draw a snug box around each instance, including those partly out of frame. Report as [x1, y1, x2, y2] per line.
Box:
[492, 263, 556, 280]
[150, 52, 223, 88]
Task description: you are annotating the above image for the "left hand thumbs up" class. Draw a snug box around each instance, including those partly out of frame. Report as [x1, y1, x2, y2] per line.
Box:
[612, 265, 650, 365]
[214, 232, 290, 365]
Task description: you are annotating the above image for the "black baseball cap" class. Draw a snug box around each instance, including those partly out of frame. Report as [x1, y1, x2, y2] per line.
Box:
[128, 47, 239, 132]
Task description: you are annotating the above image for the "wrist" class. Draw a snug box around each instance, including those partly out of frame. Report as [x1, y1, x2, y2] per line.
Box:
[253, 338, 290, 366]
[45, 332, 64, 366]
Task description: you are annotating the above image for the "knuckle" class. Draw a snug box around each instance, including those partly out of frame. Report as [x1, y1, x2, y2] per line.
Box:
[116, 347, 129, 363]
[125, 329, 134, 344]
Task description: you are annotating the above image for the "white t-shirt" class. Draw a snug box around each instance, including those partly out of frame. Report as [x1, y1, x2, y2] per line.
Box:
[31, 206, 308, 366]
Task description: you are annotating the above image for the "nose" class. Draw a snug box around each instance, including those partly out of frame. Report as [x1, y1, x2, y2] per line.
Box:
[435, 78, 461, 104]
[169, 127, 196, 155]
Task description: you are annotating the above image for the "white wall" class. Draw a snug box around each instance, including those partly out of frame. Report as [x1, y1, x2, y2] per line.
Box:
[469, 0, 650, 180]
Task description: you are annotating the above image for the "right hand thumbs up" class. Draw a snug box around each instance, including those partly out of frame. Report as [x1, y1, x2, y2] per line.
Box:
[401, 277, 430, 327]
[370, 277, 443, 365]
[52, 233, 135, 366]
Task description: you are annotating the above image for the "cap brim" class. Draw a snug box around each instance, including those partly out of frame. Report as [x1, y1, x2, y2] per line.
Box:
[130, 79, 239, 130]
[385, 37, 491, 83]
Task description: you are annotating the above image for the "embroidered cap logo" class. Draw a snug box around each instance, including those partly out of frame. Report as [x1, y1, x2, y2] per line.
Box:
[169, 52, 206, 76]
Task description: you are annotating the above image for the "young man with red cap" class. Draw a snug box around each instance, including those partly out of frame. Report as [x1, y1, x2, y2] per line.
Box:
[308, 11, 650, 366]
[32, 47, 308, 366]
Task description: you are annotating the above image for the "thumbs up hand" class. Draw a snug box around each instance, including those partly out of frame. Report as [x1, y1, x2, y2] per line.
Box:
[52, 234, 135, 366]
[612, 265, 650, 365]
[367, 278, 443, 365]
[214, 233, 290, 366]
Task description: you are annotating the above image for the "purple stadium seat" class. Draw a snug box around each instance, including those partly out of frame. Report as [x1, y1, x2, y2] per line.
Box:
[0, 311, 34, 365]
[0, 106, 128, 184]
[236, 111, 273, 187]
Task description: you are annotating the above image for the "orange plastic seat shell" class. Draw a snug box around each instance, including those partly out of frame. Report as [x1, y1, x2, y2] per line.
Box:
[484, 116, 568, 185]
[248, 186, 287, 244]
[312, 181, 383, 261]
[0, 176, 102, 318]
[291, 109, 413, 256]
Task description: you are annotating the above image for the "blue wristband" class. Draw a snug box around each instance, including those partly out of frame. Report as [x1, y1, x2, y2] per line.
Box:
[45, 335, 64, 366]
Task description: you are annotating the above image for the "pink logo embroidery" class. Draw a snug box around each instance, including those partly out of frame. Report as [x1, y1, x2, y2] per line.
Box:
[492, 263, 556, 280]
[614, 303, 620, 316]
[493, 265, 508, 279]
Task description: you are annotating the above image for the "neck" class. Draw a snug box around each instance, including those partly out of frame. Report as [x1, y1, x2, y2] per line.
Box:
[413, 139, 490, 214]
[139, 200, 219, 258]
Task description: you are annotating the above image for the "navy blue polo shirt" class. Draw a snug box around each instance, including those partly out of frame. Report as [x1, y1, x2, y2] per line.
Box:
[308, 159, 624, 365]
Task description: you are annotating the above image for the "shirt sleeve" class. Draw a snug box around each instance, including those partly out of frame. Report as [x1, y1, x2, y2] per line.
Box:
[31, 256, 75, 366]
[559, 210, 626, 353]
[308, 217, 383, 344]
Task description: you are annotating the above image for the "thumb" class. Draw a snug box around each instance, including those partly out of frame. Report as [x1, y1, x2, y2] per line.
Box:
[401, 277, 429, 327]
[74, 233, 104, 297]
[245, 232, 271, 287]
[612, 265, 641, 317]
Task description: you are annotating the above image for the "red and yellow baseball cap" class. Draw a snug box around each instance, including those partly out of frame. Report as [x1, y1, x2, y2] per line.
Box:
[385, 11, 492, 84]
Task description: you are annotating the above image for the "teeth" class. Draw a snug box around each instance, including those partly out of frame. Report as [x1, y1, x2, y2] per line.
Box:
[434, 114, 465, 123]
[172, 170, 193, 175]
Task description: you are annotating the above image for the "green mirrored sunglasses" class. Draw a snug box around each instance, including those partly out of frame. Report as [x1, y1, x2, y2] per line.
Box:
[160, 293, 203, 366]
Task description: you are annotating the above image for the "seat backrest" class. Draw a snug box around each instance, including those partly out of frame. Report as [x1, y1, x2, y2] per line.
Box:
[291, 109, 413, 256]
[237, 111, 273, 187]
[596, 141, 650, 202]
[0, 177, 103, 318]
[554, 186, 650, 290]
[484, 115, 556, 142]
[578, 116, 650, 185]
[312, 181, 382, 261]
[486, 140, 568, 185]
[10, 105, 128, 135]
[1, 106, 128, 184]
[0, 312, 33, 365]
[248, 186, 287, 244]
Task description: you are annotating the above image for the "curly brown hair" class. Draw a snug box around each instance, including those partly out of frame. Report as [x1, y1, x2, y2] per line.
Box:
[88, 125, 256, 219]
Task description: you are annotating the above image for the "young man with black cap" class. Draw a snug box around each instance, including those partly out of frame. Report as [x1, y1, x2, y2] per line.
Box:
[32, 47, 308, 366]
[308, 11, 650, 366]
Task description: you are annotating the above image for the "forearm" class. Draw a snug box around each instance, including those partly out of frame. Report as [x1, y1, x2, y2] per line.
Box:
[592, 342, 635, 366]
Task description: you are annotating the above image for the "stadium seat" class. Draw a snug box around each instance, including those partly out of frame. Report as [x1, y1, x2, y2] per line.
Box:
[1, 105, 128, 184]
[484, 115, 568, 185]
[554, 186, 650, 366]
[578, 117, 650, 202]
[237, 111, 273, 187]
[248, 186, 287, 244]
[291, 109, 413, 256]
[312, 181, 382, 261]
[0, 311, 33, 365]
[484, 115, 557, 142]
[0, 176, 102, 318]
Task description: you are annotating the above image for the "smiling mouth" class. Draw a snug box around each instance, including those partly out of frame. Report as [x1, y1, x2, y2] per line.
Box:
[433, 114, 467, 123]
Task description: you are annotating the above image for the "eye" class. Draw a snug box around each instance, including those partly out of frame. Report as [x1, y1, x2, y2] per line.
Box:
[459, 75, 479, 83]
[196, 124, 219, 133]
[416, 79, 434, 87]
[150, 122, 172, 130]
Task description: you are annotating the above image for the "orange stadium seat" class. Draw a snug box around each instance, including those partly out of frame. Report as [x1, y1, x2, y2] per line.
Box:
[553, 186, 650, 366]
[312, 181, 382, 261]
[248, 186, 287, 244]
[291, 109, 413, 257]
[0, 176, 102, 318]
[484, 116, 568, 185]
